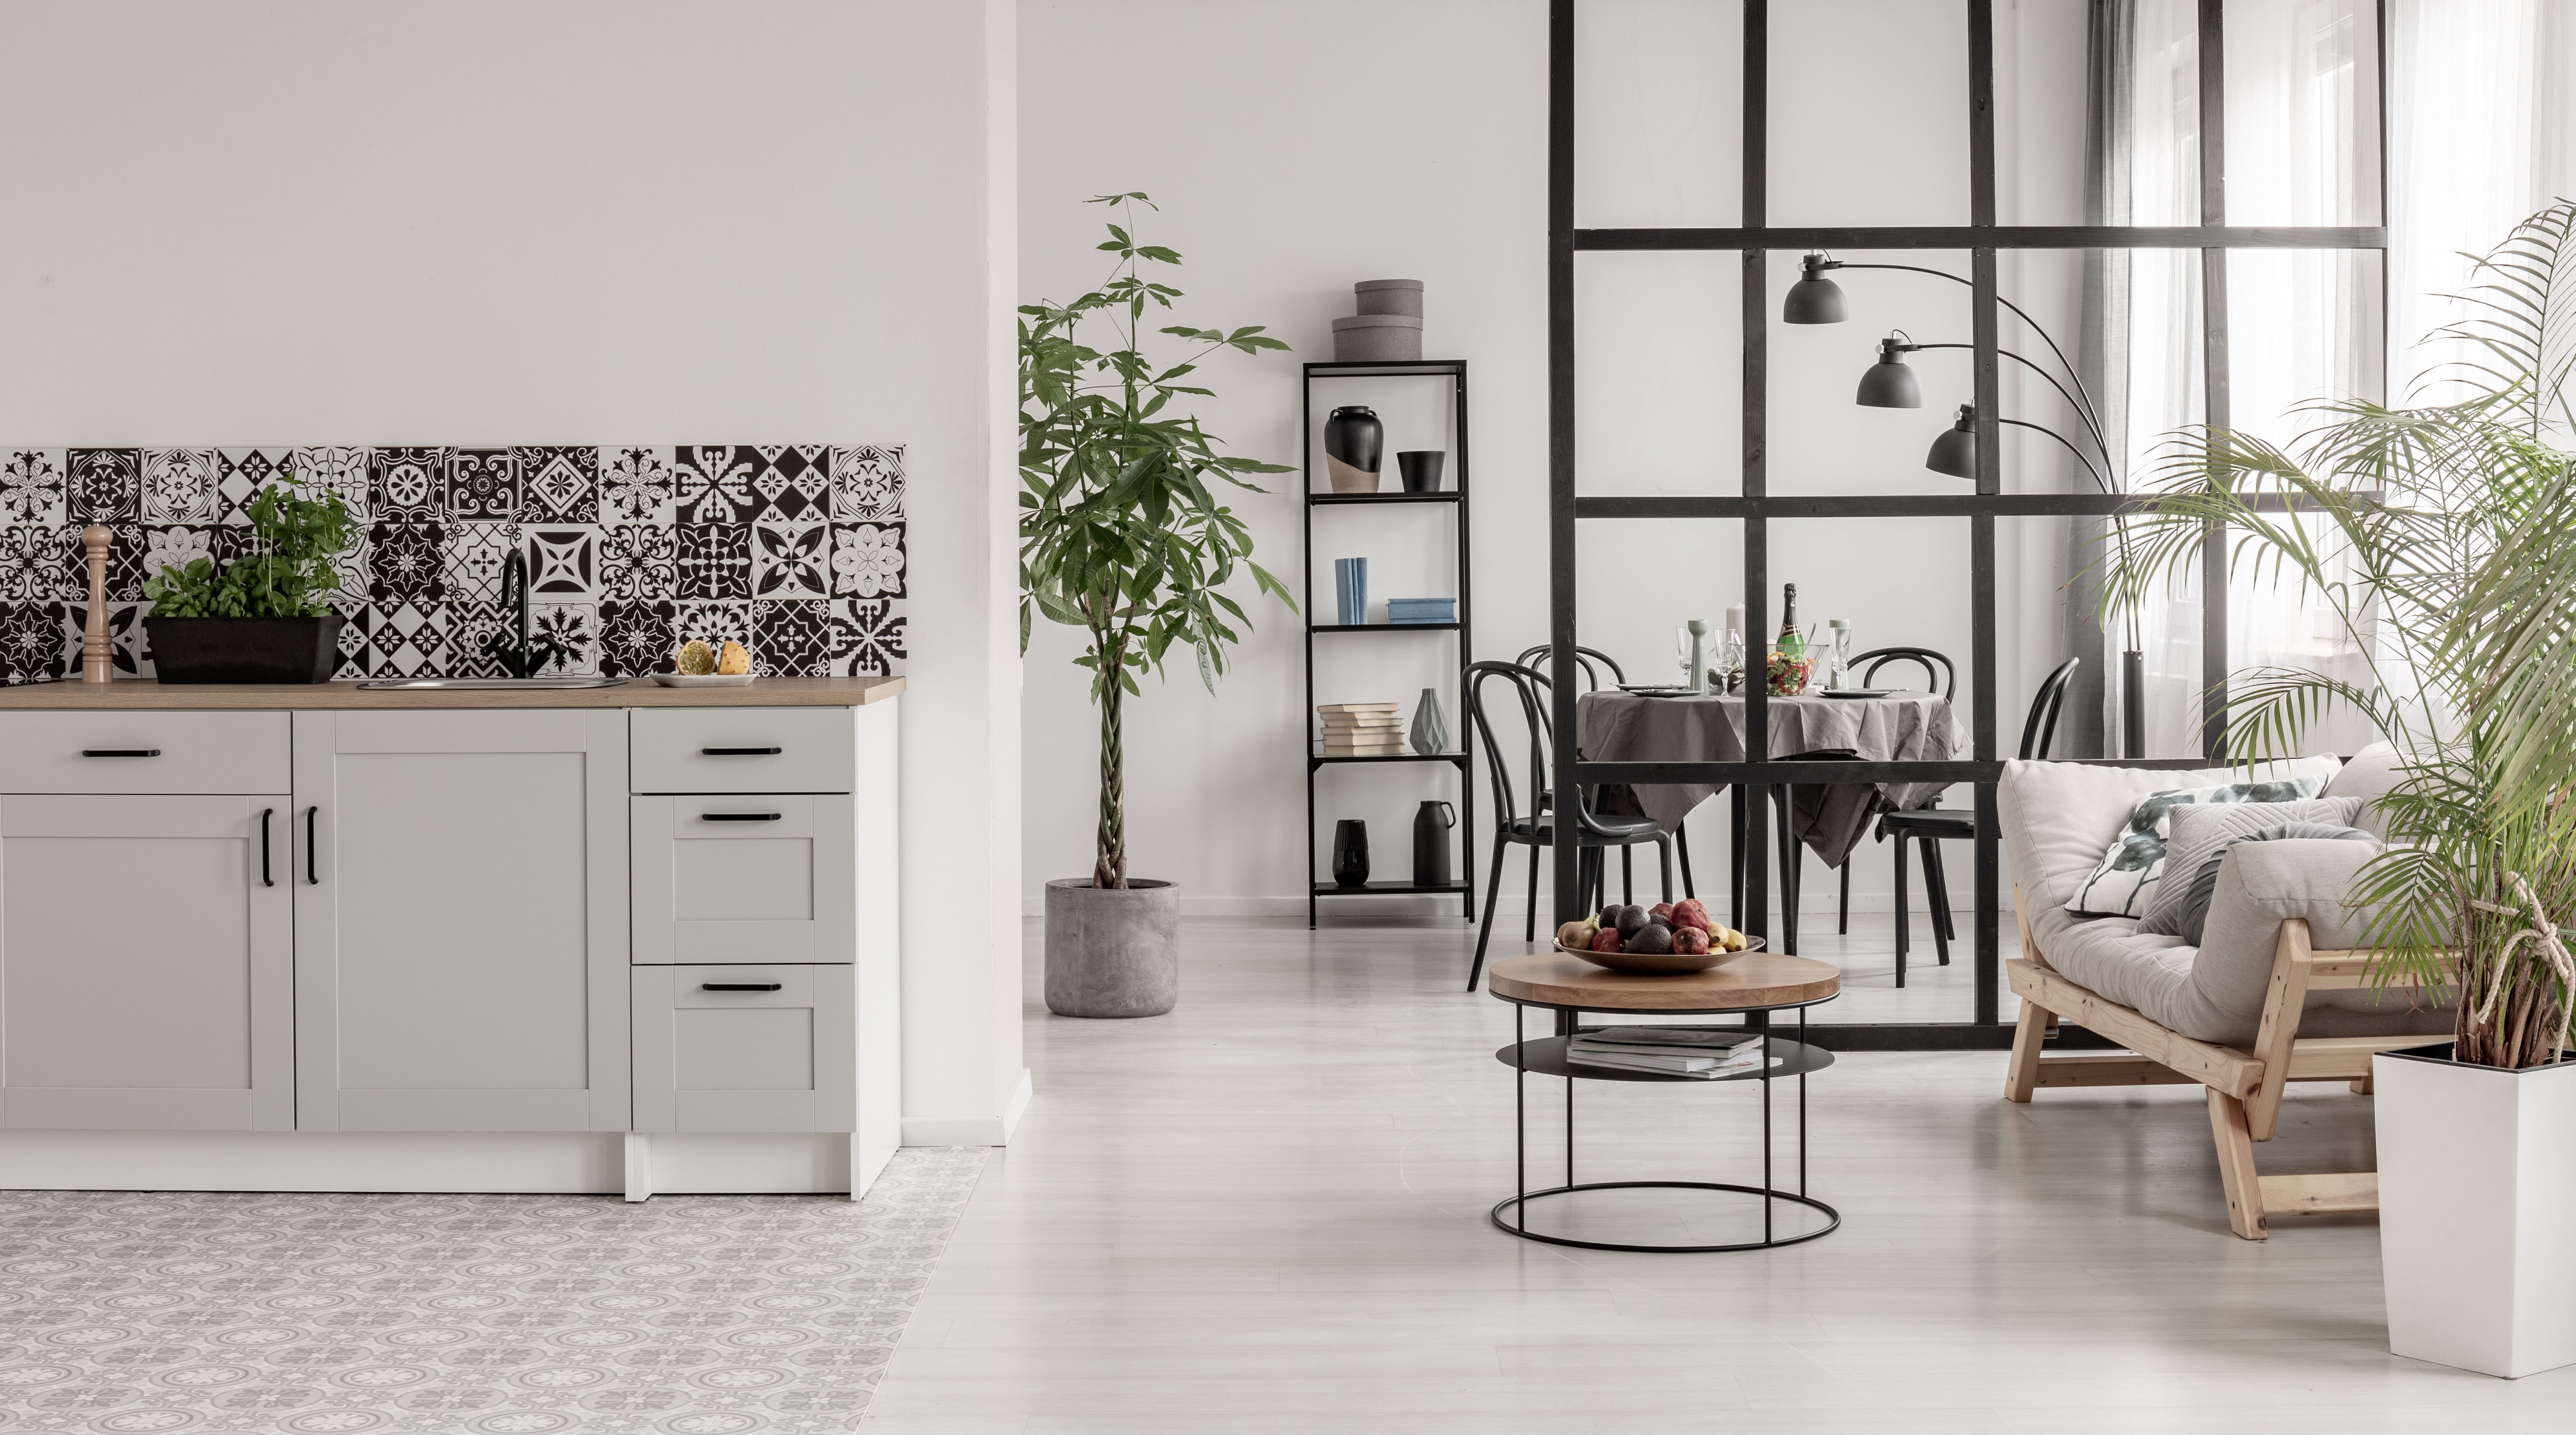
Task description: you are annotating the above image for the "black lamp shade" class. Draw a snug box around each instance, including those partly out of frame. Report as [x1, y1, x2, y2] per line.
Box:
[1855, 339, 1920, 408]
[1926, 406, 1976, 478]
[1783, 263, 1845, 324]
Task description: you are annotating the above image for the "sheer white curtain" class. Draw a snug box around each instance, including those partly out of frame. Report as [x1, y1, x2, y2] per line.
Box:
[2120, 0, 2571, 758]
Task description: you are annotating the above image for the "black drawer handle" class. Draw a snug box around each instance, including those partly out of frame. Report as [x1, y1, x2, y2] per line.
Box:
[702, 746, 783, 756]
[701, 812, 782, 822]
[82, 749, 160, 758]
[702, 983, 783, 992]
[260, 808, 275, 887]
[306, 806, 320, 884]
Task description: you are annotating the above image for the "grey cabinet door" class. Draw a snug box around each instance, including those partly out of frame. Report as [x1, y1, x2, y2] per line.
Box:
[631, 964, 856, 1133]
[0, 794, 294, 1130]
[293, 710, 630, 1132]
[631, 794, 856, 964]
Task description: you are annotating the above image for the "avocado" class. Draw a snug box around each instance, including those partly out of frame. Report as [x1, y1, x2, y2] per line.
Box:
[1625, 922, 1674, 954]
[1613, 905, 1651, 937]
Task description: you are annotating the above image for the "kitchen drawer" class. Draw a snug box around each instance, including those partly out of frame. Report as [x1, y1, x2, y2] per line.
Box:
[632, 794, 855, 964]
[631, 964, 855, 1133]
[0, 711, 291, 794]
[630, 707, 853, 794]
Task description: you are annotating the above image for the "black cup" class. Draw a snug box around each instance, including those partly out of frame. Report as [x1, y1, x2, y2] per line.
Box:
[1396, 451, 1445, 494]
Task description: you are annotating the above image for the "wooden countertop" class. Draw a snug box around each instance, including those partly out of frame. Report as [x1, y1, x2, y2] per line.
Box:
[0, 676, 905, 710]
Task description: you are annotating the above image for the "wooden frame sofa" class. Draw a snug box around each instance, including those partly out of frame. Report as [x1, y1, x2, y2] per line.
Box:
[1996, 750, 2453, 1240]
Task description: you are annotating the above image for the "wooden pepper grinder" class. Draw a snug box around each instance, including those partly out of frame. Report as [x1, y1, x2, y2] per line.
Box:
[80, 525, 114, 684]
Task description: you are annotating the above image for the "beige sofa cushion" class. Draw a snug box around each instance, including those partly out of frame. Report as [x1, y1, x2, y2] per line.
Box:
[2323, 739, 2405, 840]
[1997, 756, 2344, 913]
[2036, 839, 2454, 1048]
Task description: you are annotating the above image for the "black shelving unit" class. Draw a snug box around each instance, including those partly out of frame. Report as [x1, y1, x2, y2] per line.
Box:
[1302, 359, 1475, 928]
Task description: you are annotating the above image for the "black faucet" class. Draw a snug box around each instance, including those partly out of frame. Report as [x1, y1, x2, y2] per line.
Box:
[482, 551, 567, 678]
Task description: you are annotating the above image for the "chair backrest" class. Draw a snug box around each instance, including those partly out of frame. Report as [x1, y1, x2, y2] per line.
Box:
[1854, 646, 1956, 699]
[1512, 644, 1626, 694]
[1465, 661, 1552, 830]
[2018, 656, 2082, 760]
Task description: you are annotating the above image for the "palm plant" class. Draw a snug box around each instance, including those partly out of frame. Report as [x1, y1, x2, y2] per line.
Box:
[1020, 193, 1295, 889]
[2103, 199, 2576, 1068]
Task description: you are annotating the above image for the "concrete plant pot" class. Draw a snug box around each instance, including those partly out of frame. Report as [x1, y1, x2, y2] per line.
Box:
[2376, 1041, 2576, 1378]
[1044, 878, 1180, 1018]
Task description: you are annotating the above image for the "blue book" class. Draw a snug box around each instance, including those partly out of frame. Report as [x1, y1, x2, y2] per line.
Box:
[1333, 558, 1368, 626]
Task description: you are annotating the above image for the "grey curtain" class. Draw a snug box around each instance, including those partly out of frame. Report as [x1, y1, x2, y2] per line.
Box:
[2058, 0, 2135, 759]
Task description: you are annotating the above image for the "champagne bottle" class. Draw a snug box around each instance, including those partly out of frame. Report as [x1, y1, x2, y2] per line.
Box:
[1775, 583, 1805, 660]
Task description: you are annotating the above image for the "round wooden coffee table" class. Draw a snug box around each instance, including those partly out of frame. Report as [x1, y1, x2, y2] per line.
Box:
[1486, 950, 1843, 1253]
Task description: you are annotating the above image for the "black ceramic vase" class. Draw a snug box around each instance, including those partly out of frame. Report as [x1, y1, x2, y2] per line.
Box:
[1324, 407, 1383, 494]
[1331, 819, 1371, 887]
[1412, 800, 1455, 888]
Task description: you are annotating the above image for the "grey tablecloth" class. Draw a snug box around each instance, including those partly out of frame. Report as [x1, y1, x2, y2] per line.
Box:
[1574, 692, 1966, 868]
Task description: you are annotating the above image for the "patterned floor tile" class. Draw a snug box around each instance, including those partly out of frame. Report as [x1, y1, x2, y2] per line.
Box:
[0, 1147, 985, 1434]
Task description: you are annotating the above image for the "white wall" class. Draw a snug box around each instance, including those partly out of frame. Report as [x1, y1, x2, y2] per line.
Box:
[1020, 0, 2093, 918]
[0, 0, 1028, 1144]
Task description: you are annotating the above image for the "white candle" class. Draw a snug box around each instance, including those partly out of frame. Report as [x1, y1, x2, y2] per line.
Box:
[1725, 603, 1745, 638]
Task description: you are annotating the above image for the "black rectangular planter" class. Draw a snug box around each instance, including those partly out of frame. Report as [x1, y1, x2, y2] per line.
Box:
[144, 615, 346, 684]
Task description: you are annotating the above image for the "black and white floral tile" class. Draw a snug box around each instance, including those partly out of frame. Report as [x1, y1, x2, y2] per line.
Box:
[0, 446, 908, 684]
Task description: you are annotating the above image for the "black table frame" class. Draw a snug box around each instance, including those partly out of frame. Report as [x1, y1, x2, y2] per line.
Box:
[1493, 993, 1839, 1253]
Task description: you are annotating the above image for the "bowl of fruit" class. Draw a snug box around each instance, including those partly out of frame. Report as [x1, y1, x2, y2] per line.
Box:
[1555, 898, 1761, 974]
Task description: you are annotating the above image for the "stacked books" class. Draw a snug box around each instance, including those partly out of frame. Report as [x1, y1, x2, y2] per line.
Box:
[1386, 598, 1456, 625]
[1566, 1026, 1777, 1079]
[1318, 702, 1403, 756]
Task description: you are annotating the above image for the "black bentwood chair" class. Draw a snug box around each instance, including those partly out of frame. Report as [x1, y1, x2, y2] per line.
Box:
[1825, 646, 1960, 935]
[1465, 661, 1673, 993]
[1506, 644, 1701, 936]
[1873, 655, 2080, 985]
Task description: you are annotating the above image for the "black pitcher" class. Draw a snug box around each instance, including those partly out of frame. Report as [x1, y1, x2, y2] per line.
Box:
[1331, 819, 1371, 888]
[1412, 800, 1455, 888]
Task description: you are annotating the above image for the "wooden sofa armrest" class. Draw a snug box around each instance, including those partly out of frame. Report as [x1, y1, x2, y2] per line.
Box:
[2244, 921, 2459, 1140]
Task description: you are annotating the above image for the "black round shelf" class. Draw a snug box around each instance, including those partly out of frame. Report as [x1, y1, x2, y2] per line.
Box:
[1492, 1182, 1841, 1253]
[1494, 1034, 1832, 1084]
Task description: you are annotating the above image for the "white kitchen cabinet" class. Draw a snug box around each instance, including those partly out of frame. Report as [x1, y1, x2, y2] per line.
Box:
[292, 709, 630, 1132]
[631, 794, 855, 965]
[630, 964, 855, 1133]
[0, 793, 293, 1131]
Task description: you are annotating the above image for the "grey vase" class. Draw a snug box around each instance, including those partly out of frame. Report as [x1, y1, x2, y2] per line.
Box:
[1409, 688, 1449, 755]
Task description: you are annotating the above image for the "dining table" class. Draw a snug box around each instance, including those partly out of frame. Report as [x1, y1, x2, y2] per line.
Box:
[1574, 688, 1967, 870]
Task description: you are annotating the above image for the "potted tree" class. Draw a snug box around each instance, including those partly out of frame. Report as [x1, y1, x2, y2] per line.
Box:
[1020, 193, 1294, 1018]
[2108, 201, 2576, 1377]
[142, 475, 355, 682]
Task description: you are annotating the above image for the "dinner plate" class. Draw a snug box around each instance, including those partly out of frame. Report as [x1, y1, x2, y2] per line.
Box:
[1822, 688, 1894, 698]
[1618, 685, 1697, 697]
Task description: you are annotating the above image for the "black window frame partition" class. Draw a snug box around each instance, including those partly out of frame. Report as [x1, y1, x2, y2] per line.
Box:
[1545, 0, 2390, 1047]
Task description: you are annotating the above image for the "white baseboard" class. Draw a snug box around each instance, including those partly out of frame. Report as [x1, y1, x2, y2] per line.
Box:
[899, 1067, 1032, 1148]
[0, 1129, 856, 1196]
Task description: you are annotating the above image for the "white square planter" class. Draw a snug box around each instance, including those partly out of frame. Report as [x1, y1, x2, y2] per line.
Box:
[2376, 1042, 2576, 1378]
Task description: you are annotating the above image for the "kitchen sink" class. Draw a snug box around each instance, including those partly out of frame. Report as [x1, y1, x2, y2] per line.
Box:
[355, 676, 633, 690]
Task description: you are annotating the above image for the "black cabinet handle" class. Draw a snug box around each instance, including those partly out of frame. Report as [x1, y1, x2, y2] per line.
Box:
[82, 749, 160, 758]
[702, 746, 783, 756]
[701, 812, 782, 822]
[305, 806, 319, 884]
[702, 983, 784, 992]
[260, 808, 275, 887]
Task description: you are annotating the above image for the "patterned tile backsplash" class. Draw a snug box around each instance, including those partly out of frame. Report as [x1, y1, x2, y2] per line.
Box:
[0, 445, 907, 684]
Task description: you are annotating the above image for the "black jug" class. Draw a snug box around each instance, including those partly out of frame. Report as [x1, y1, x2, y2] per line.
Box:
[1331, 819, 1371, 888]
[1412, 800, 1455, 888]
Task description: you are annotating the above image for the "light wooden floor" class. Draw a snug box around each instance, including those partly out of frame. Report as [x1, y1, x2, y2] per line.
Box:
[864, 915, 2574, 1432]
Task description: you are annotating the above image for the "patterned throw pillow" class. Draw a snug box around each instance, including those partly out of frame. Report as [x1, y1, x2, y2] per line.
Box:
[2135, 795, 2365, 936]
[2063, 776, 2330, 919]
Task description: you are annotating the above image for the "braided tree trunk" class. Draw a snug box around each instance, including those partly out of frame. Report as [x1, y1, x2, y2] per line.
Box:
[1093, 644, 1128, 889]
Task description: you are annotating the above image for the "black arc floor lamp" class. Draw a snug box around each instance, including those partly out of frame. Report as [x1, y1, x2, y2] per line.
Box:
[1790, 252, 2147, 759]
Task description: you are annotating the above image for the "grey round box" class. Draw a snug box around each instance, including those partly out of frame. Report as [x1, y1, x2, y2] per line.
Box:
[1354, 278, 1425, 318]
[1044, 878, 1180, 1018]
[1332, 313, 1424, 362]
